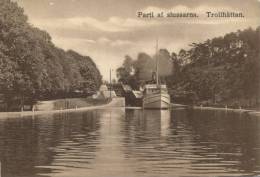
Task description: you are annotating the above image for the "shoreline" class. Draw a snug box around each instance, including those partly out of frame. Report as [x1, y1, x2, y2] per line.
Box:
[1, 99, 259, 119]
[0, 98, 125, 119]
[171, 103, 260, 117]
[192, 105, 260, 117]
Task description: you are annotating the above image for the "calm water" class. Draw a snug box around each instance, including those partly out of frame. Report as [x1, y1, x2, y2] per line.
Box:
[0, 108, 260, 177]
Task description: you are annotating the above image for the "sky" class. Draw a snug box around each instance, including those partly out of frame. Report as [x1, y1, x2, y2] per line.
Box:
[14, 0, 260, 80]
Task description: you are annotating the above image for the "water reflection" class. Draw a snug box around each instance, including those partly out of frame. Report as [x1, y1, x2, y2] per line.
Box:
[0, 108, 259, 177]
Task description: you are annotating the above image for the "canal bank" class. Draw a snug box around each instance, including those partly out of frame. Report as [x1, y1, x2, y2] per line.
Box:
[192, 105, 260, 117]
[0, 97, 125, 118]
[170, 103, 260, 117]
[1, 98, 259, 119]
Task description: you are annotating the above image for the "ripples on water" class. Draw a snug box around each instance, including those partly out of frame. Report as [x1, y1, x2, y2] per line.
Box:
[0, 108, 259, 177]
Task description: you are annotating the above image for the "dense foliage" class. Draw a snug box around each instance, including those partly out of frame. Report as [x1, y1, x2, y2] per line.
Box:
[117, 27, 260, 108]
[0, 0, 102, 110]
[116, 49, 173, 89]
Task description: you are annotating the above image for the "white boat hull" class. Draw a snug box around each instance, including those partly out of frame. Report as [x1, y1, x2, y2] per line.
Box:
[143, 93, 171, 109]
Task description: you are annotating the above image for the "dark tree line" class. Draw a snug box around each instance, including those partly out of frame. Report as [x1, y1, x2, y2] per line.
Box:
[0, 0, 102, 110]
[117, 27, 260, 108]
[116, 49, 173, 89]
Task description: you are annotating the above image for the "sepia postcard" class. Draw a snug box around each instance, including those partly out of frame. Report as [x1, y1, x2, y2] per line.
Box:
[0, 0, 260, 177]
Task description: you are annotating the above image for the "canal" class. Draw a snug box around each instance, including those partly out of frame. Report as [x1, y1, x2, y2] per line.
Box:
[0, 108, 259, 177]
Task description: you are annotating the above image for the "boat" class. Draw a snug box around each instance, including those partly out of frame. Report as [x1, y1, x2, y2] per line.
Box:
[142, 84, 171, 109]
[142, 40, 171, 109]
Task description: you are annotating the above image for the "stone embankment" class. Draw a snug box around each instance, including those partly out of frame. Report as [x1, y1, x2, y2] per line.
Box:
[0, 97, 125, 119]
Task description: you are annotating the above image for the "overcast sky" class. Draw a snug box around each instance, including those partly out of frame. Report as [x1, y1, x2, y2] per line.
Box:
[15, 0, 260, 80]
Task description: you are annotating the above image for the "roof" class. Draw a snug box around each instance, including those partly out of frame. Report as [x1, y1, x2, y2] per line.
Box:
[101, 90, 117, 98]
[132, 90, 143, 98]
[122, 84, 132, 91]
[144, 84, 167, 89]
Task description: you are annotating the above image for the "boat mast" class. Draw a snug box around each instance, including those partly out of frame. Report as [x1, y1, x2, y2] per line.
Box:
[156, 38, 159, 85]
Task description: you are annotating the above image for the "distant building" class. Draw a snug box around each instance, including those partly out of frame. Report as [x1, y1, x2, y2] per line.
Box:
[101, 90, 117, 99]
[110, 83, 132, 97]
[122, 84, 132, 93]
[127, 90, 143, 107]
[92, 84, 117, 99]
[110, 84, 143, 106]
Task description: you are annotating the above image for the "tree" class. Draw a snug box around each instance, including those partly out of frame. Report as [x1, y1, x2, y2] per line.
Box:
[0, 0, 102, 110]
[116, 26, 260, 108]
